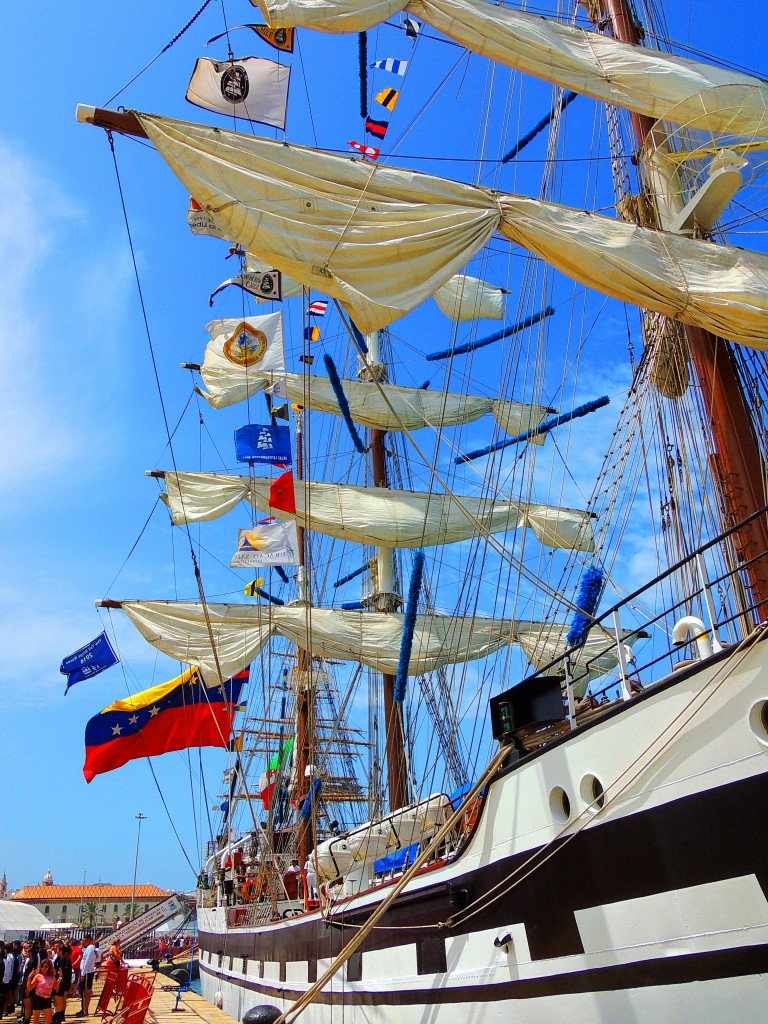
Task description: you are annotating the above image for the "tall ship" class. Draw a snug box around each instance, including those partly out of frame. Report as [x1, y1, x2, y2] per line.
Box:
[77, 0, 768, 1019]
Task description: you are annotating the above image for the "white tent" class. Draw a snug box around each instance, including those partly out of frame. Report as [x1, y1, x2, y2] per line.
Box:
[0, 901, 52, 940]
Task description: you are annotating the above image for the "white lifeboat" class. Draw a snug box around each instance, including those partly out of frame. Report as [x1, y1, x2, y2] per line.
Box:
[312, 792, 453, 882]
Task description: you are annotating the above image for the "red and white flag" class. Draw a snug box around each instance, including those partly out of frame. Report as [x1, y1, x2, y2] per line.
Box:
[308, 299, 328, 317]
[348, 140, 380, 161]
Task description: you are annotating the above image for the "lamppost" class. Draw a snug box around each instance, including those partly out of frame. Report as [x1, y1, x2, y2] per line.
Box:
[130, 813, 147, 921]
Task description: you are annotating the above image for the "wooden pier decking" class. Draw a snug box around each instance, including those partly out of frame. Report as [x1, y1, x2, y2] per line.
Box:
[149, 982, 237, 1024]
[109, 969, 237, 1024]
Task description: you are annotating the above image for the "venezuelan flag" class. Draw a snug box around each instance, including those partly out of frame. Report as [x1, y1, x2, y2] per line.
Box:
[82, 666, 248, 782]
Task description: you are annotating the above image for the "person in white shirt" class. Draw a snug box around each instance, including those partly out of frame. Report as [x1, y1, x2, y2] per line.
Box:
[74, 939, 96, 1017]
[304, 855, 318, 900]
[1, 948, 14, 997]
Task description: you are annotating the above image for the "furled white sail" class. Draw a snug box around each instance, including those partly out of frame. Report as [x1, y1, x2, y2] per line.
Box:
[197, 363, 549, 439]
[434, 274, 504, 321]
[119, 600, 526, 676]
[121, 600, 275, 682]
[251, 0, 768, 137]
[119, 600, 632, 684]
[273, 607, 516, 673]
[137, 114, 768, 348]
[159, 471, 595, 551]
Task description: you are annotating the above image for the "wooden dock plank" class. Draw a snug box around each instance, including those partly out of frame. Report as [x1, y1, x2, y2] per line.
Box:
[112, 969, 238, 1024]
[150, 984, 237, 1024]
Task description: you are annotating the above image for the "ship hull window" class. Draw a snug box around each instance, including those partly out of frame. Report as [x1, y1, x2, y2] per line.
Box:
[346, 951, 362, 982]
[416, 937, 446, 975]
[549, 786, 571, 823]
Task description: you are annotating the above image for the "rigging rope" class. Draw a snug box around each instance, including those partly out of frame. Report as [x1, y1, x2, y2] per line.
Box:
[273, 744, 510, 1024]
[331, 300, 598, 618]
[103, 0, 215, 106]
[107, 131, 269, 856]
[448, 622, 767, 929]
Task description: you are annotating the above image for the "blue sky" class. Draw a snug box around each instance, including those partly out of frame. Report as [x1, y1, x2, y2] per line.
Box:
[1, 0, 765, 896]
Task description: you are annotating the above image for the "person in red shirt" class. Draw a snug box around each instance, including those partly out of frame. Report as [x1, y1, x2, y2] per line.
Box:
[68, 942, 82, 999]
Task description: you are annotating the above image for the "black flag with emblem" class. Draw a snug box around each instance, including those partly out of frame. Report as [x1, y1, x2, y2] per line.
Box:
[209, 270, 283, 306]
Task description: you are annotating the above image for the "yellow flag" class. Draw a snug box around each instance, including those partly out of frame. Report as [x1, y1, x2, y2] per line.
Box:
[253, 26, 295, 53]
[375, 88, 399, 112]
[244, 577, 265, 596]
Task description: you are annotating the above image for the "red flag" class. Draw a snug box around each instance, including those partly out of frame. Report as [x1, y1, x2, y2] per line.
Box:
[348, 140, 380, 161]
[269, 469, 297, 514]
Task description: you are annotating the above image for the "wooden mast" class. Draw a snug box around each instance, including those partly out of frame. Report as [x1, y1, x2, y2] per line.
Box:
[365, 332, 409, 813]
[292, 406, 314, 873]
[593, 0, 768, 612]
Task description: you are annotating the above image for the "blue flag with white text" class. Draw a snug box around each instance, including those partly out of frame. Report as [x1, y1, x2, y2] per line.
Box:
[235, 424, 292, 466]
[60, 632, 119, 694]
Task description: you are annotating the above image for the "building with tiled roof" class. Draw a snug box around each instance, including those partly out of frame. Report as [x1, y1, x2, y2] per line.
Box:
[12, 869, 171, 926]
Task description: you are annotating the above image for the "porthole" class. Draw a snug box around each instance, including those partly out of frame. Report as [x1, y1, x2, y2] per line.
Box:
[580, 774, 606, 812]
[748, 699, 768, 746]
[549, 786, 571, 824]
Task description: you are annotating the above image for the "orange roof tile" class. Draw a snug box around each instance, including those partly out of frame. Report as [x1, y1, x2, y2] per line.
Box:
[13, 884, 170, 901]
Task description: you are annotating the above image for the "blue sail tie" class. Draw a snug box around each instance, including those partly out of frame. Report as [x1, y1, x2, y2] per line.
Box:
[334, 562, 369, 588]
[455, 395, 610, 464]
[566, 566, 605, 648]
[426, 306, 554, 362]
[350, 321, 369, 355]
[502, 91, 578, 163]
[247, 585, 284, 606]
[394, 551, 425, 702]
[323, 354, 367, 454]
[358, 33, 368, 118]
[300, 778, 323, 821]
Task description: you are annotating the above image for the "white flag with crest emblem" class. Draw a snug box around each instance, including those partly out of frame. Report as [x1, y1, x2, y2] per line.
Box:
[198, 312, 285, 409]
[186, 57, 290, 130]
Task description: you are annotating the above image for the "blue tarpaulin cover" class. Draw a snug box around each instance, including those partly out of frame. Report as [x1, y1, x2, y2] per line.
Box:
[374, 842, 419, 875]
[449, 782, 473, 806]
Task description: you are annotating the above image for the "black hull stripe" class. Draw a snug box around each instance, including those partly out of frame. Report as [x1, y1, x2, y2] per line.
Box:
[200, 942, 768, 1003]
[200, 770, 768, 964]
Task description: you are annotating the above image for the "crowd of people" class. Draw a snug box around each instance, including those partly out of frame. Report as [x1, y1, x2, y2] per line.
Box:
[0, 935, 102, 1024]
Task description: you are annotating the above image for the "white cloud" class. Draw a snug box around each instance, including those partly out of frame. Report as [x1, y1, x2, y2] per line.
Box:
[0, 137, 147, 710]
[0, 138, 132, 494]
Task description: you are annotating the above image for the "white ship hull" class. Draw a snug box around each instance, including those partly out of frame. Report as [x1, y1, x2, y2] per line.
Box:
[198, 634, 768, 1021]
